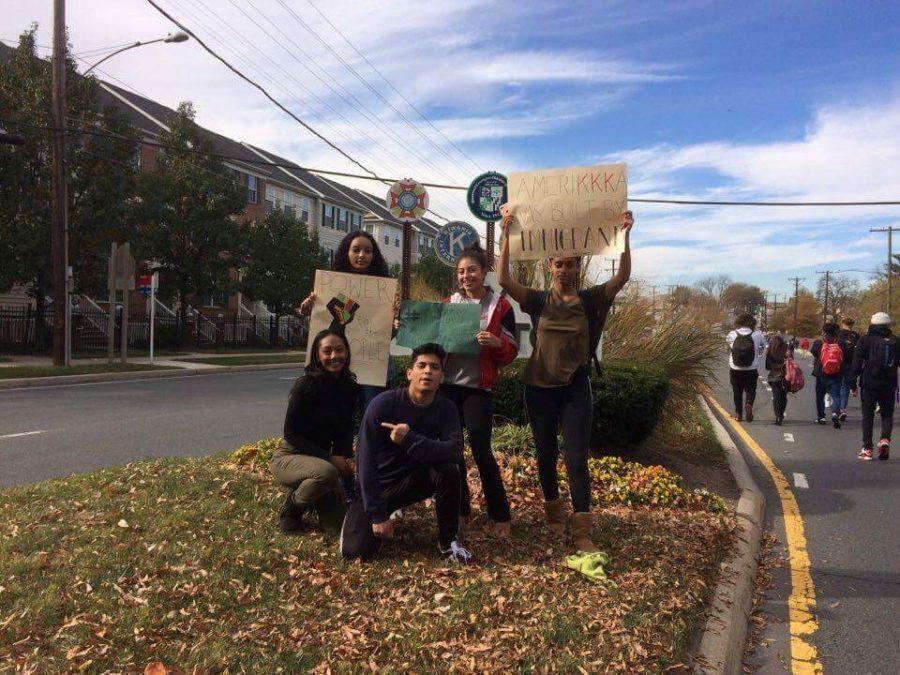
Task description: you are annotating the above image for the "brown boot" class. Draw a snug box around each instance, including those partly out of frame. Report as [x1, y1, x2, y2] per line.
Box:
[570, 512, 599, 552]
[544, 498, 567, 538]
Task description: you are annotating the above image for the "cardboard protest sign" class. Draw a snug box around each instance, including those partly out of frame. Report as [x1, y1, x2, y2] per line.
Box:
[396, 301, 481, 355]
[308, 270, 398, 386]
[506, 163, 627, 261]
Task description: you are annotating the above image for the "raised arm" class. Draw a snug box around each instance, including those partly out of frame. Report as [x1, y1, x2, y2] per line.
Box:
[604, 210, 634, 301]
[496, 208, 530, 308]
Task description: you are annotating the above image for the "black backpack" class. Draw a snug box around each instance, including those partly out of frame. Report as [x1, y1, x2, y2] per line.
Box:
[866, 335, 897, 382]
[731, 332, 755, 368]
[527, 289, 612, 377]
[838, 330, 859, 361]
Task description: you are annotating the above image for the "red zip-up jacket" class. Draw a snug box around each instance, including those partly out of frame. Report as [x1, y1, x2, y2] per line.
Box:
[443, 289, 518, 390]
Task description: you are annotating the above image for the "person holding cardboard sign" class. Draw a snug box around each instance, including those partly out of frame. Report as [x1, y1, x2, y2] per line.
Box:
[498, 206, 634, 553]
[442, 242, 518, 539]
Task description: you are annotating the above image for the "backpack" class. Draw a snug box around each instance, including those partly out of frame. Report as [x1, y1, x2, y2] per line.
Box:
[838, 330, 859, 360]
[731, 332, 755, 368]
[527, 289, 612, 377]
[820, 341, 844, 375]
[784, 357, 805, 394]
[866, 336, 896, 382]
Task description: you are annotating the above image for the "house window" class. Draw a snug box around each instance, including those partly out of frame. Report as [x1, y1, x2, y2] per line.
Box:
[338, 208, 349, 232]
[364, 222, 374, 234]
[395, 237, 400, 247]
[350, 213, 361, 231]
[283, 191, 295, 216]
[323, 204, 334, 228]
[247, 175, 258, 204]
[384, 235, 390, 245]
[300, 197, 310, 222]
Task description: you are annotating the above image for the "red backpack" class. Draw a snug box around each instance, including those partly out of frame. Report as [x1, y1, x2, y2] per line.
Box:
[784, 357, 805, 393]
[820, 341, 844, 376]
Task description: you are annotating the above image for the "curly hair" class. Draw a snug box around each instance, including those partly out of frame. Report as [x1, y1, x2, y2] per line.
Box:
[332, 231, 391, 278]
[455, 241, 488, 272]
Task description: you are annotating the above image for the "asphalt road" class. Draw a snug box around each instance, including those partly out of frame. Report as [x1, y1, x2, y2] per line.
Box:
[0, 368, 300, 488]
[710, 357, 899, 674]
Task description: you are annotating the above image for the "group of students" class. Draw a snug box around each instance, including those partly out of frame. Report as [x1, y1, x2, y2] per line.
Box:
[727, 311, 898, 461]
[270, 210, 635, 563]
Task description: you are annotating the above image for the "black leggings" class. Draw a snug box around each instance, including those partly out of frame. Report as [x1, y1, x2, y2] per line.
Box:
[861, 387, 896, 448]
[730, 369, 758, 413]
[771, 380, 788, 418]
[524, 370, 593, 513]
[440, 384, 511, 523]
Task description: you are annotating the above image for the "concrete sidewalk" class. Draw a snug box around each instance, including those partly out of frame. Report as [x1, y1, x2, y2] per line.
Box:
[0, 350, 304, 369]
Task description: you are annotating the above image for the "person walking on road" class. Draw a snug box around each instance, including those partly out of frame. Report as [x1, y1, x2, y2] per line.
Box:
[850, 312, 899, 461]
[837, 317, 861, 421]
[811, 322, 845, 428]
[271, 329, 358, 536]
[766, 332, 790, 425]
[726, 314, 766, 422]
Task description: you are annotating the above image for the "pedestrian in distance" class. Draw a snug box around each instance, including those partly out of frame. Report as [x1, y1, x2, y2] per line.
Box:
[836, 317, 861, 421]
[726, 313, 766, 422]
[442, 241, 518, 539]
[300, 230, 400, 501]
[766, 332, 790, 425]
[811, 322, 844, 428]
[850, 312, 899, 461]
[271, 329, 358, 536]
[497, 207, 634, 553]
[343, 343, 472, 563]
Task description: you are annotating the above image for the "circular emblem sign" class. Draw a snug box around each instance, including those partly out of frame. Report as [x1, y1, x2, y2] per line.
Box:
[466, 171, 507, 221]
[387, 179, 429, 222]
[435, 221, 480, 267]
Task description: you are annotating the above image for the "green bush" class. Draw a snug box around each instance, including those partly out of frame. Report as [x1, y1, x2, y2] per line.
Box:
[391, 356, 669, 450]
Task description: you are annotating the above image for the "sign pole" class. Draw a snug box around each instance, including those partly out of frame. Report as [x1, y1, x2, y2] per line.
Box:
[120, 242, 130, 364]
[486, 220, 495, 269]
[401, 221, 412, 300]
[149, 273, 157, 365]
[107, 242, 117, 364]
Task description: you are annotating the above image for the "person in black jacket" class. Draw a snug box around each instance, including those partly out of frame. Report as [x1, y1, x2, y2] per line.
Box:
[836, 317, 860, 421]
[850, 312, 899, 461]
[270, 329, 358, 534]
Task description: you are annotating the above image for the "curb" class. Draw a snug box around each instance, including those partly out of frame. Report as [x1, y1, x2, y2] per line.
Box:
[0, 362, 301, 390]
[693, 395, 766, 675]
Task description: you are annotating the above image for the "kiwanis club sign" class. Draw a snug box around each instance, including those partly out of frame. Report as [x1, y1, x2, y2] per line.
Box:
[505, 163, 628, 261]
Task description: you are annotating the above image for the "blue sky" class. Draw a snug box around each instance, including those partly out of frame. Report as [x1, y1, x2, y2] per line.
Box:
[6, 1, 900, 297]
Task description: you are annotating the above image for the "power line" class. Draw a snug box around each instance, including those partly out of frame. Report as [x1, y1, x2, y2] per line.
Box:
[302, 0, 481, 173]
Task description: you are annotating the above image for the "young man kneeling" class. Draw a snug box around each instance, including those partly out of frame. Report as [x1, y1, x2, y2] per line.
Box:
[341, 343, 472, 563]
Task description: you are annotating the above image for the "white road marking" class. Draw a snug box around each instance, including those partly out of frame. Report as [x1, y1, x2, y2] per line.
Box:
[793, 472, 809, 489]
[0, 430, 45, 440]
[279, 377, 296, 380]
[784, 433, 795, 442]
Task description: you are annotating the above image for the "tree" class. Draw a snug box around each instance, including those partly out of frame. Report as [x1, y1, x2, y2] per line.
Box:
[695, 274, 732, 304]
[134, 101, 248, 337]
[412, 248, 455, 296]
[816, 273, 859, 321]
[771, 289, 821, 336]
[0, 28, 139, 343]
[241, 207, 327, 327]
[721, 282, 766, 317]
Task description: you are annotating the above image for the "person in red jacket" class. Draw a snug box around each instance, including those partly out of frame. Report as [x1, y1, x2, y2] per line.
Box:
[441, 242, 518, 538]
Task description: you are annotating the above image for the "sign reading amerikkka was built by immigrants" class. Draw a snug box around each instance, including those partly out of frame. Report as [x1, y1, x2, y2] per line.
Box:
[506, 163, 627, 261]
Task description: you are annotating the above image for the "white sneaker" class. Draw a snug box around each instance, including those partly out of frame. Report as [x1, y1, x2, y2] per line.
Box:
[441, 539, 473, 564]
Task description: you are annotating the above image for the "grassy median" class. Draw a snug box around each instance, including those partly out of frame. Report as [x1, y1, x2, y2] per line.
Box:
[174, 353, 304, 366]
[0, 437, 733, 673]
[0, 363, 172, 380]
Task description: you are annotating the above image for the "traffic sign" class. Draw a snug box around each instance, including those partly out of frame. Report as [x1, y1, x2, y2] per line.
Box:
[386, 179, 429, 222]
[435, 221, 480, 267]
[466, 172, 507, 222]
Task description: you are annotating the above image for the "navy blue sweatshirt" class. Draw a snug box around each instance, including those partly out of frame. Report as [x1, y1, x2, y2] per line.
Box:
[357, 387, 463, 523]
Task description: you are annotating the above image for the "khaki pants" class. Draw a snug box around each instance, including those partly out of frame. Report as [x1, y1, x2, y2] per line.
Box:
[271, 442, 344, 508]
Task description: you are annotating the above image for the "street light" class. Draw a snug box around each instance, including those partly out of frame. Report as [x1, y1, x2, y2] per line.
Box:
[82, 31, 189, 76]
[51, 23, 189, 366]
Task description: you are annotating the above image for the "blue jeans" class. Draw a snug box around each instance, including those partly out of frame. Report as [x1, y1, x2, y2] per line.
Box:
[839, 375, 854, 411]
[815, 375, 842, 419]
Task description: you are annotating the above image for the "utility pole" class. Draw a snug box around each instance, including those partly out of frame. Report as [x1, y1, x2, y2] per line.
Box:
[788, 277, 804, 339]
[604, 258, 617, 278]
[51, 0, 69, 366]
[816, 270, 832, 323]
[870, 226, 898, 315]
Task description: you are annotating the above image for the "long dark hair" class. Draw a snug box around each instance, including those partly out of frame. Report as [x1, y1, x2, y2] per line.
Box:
[769, 333, 787, 361]
[333, 231, 390, 278]
[302, 329, 356, 384]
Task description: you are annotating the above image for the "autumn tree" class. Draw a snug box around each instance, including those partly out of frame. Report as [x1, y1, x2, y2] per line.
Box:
[771, 288, 821, 337]
[721, 282, 766, 317]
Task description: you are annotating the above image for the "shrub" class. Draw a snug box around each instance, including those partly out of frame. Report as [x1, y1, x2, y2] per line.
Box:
[392, 356, 669, 450]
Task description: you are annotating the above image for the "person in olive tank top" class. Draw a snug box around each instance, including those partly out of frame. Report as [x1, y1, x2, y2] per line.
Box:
[497, 207, 635, 552]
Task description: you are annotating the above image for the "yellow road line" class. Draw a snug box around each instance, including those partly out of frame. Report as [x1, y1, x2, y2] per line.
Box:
[707, 395, 823, 675]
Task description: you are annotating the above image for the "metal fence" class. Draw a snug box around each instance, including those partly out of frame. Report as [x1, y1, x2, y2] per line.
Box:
[0, 306, 308, 356]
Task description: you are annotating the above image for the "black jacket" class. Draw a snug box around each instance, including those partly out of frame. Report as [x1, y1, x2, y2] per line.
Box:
[282, 373, 358, 460]
[850, 325, 900, 392]
[836, 328, 860, 376]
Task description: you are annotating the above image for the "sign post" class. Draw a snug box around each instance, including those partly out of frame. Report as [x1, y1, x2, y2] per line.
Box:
[107, 242, 136, 364]
[466, 172, 507, 268]
[139, 272, 159, 364]
[434, 221, 480, 267]
[386, 179, 428, 300]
